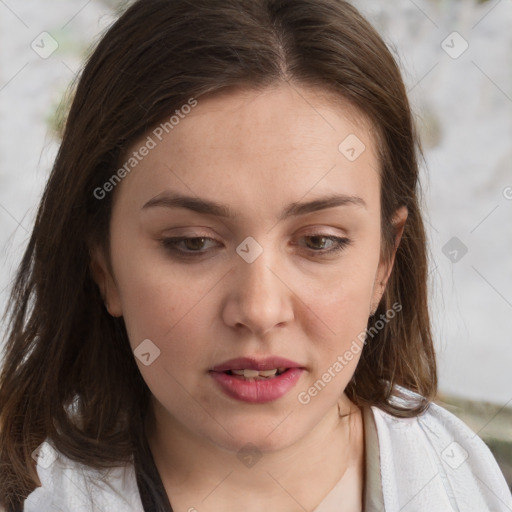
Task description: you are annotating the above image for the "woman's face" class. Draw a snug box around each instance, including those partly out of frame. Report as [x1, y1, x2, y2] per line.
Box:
[92, 84, 403, 452]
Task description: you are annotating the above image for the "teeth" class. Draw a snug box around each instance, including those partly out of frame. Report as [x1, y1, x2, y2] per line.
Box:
[229, 368, 282, 378]
[243, 369, 259, 379]
[259, 369, 278, 377]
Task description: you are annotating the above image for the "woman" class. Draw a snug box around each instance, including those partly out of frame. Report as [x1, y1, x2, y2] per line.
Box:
[0, 0, 510, 511]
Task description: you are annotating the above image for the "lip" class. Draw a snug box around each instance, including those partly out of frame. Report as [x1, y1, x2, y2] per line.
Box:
[209, 357, 305, 403]
[210, 357, 303, 372]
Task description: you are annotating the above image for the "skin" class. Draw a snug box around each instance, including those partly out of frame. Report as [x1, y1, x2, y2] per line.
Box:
[91, 83, 407, 511]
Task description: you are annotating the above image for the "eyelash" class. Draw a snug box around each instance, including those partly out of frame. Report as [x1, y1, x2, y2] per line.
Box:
[160, 235, 351, 258]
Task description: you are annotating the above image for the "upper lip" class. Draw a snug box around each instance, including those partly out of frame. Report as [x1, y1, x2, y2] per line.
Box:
[210, 357, 304, 372]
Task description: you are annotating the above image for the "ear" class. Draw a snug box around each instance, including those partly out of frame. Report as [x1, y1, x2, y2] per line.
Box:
[370, 206, 408, 314]
[89, 245, 123, 317]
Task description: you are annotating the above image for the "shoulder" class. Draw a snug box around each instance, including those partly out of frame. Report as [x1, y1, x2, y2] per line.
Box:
[368, 391, 512, 511]
[23, 440, 144, 512]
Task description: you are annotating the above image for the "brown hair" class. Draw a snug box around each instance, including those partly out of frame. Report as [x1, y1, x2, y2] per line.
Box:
[0, 0, 436, 508]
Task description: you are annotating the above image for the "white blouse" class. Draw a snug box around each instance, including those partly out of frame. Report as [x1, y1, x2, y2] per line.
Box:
[24, 399, 512, 511]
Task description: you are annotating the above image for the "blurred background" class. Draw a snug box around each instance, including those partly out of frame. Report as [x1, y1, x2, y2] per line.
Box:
[0, 0, 511, 486]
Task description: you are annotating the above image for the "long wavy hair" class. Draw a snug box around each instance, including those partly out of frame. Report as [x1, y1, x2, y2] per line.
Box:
[0, 0, 436, 508]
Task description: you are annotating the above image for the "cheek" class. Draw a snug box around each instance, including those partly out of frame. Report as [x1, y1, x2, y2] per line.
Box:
[295, 249, 380, 389]
[302, 284, 371, 379]
[294, 275, 373, 407]
[110, 240, 188, 343]
[304, 252, 378, 331]
[115, 262, 212, 407]
[112, 242, 220, 375]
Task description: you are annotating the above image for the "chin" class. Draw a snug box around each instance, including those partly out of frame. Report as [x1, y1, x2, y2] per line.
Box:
[203, 417, 302, 454]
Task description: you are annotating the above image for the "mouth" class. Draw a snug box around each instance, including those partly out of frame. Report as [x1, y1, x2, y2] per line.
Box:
[209, 357, 305, 403]
[222, 367, 290, 380]
[210, 356, 304, 373]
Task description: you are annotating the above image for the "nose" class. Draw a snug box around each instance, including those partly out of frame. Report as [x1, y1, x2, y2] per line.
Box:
[221, 246, 295, 336]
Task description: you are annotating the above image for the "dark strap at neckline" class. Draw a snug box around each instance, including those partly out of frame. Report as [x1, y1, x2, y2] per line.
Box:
[133, 431, 174, 512]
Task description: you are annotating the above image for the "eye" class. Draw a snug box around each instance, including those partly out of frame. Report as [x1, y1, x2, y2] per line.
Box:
[159, 234, 351, 260]
[160, 236, 220, 256]
[298, 234, 351, 255]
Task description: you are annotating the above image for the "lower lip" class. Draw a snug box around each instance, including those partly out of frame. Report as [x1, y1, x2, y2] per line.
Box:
[209, 368, 304, 403]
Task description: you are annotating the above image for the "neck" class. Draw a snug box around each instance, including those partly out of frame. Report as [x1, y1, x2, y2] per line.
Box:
[145, 396, 364, 511]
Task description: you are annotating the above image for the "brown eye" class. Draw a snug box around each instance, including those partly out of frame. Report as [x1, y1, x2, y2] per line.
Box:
[304, 235, 332, 250]
[299, 235, 351, 255]
[182, 237, 207, 251]
[160, 237, 219, 256]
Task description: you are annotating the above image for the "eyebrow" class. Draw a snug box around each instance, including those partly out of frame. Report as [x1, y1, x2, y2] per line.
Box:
[142, 191, 367, 220]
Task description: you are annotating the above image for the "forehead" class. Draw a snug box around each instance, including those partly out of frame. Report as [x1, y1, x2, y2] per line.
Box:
[113, 83, 381, 219]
